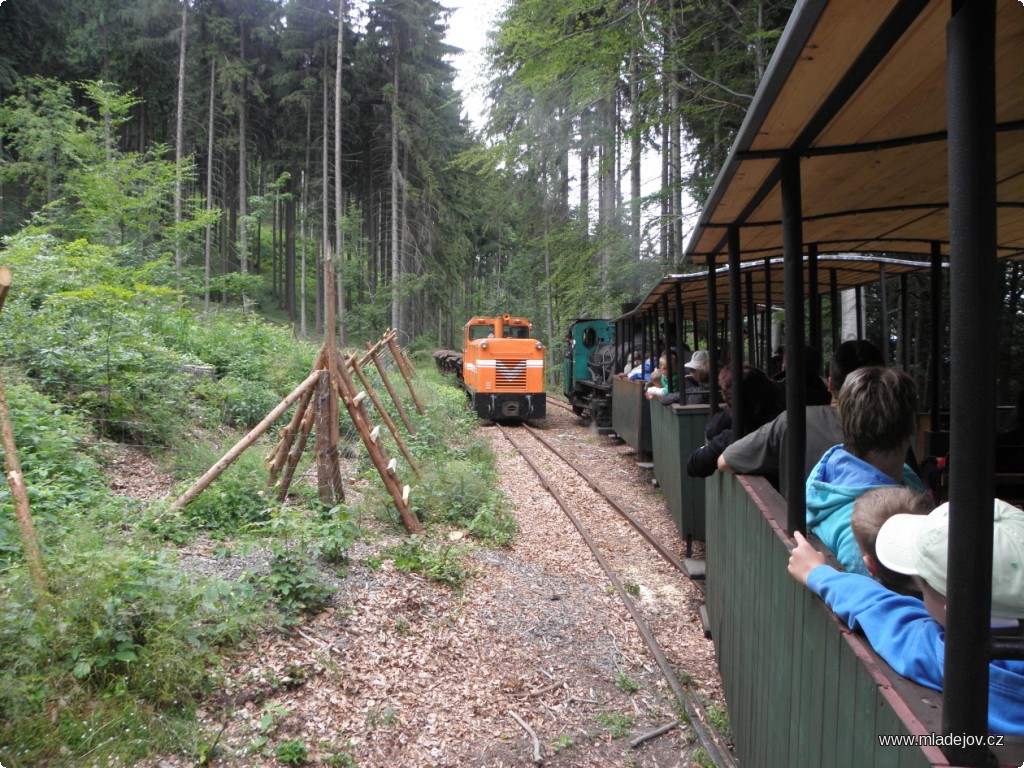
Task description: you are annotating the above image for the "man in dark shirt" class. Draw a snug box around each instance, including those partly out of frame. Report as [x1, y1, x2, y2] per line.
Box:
[717, 340, 885, 498]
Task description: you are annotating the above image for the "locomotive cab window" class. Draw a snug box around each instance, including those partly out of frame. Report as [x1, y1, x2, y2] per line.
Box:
[468, 325, 494, 340]
[505, 325, 529, 339]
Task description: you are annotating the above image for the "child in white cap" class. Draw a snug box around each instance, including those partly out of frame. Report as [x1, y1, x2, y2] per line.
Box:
[788, 498, 1024, 736]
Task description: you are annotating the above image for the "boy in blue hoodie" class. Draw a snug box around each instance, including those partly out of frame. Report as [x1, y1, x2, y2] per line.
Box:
[805, 366, 926, 575]
[788, 498, 1024, 736]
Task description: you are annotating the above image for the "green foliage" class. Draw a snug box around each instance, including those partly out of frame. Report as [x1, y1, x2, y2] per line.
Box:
[0, 545, 259, 766]
[0, 382, 115, 560]
[403, 366, 517, 546]
[149, 468, 281, 544]
[199, 374, 282, 429]
[595, 711, 634, 739]
[550, 734, 573, 753]
[365, 705, 400, 729]
[706, 702, 733, 742]
[614, 671, 641, 694]
[325, 748, 359, 767]
[250, 547, 335, 625]
[382, 536, 471, 592]
[275, 738, 309, 765]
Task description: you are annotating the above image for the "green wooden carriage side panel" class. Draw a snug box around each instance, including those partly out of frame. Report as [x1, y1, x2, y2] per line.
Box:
[612, 377, 651, 452]
[650, 403, 709, 540]
[707, 474, 938, 768]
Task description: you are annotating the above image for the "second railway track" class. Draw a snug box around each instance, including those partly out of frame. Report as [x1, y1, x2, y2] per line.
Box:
[494, 419, 736, 767]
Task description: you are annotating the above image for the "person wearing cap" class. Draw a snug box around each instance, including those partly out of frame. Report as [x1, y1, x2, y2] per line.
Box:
[718, 339, 886, 499]
[803, 366, 927, 576]
[788, 498, 1024, 736]
[683, 349, 710, 405]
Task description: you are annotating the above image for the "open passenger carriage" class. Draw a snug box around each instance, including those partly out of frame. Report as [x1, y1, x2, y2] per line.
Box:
[615, 2, 1024, 765]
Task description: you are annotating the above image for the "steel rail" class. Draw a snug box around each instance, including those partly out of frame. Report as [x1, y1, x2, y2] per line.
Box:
[497, 424, 736, 768]
[522, 423, 692, 580]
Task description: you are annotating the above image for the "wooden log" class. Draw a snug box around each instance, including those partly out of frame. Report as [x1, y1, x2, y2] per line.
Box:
[266, 383, 315, 488]
[0, 368, 47, 598]
[315, 370, 345, 504]
[165, 369, 321, 513]
[346, 352, 421, 478]
[0, 266, 11, 314]
[334, 347, 423, 534]
[276, 394, 317, 502]
[366, 344, 415, 434]
[387, 334, 425, 415]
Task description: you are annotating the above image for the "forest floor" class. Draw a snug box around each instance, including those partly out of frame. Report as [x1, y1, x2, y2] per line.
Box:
[119, 404, 726, 768]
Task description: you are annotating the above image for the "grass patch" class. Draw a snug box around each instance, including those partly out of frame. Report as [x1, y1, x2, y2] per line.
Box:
[596, 711, 635, 739]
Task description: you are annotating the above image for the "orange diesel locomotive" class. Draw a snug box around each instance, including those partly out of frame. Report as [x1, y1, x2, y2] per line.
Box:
[462, 315, 546, 421]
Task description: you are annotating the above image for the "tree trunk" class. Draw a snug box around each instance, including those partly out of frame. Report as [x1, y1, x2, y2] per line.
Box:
[320, 68, 329, 335]
[286, 176, 297, 321]
[174, 0, 188, 284]
[334, 0, 347, 344]
[390, 46, 401, 334]
[238, 22, 249, 299]
[204, 60, 216, 312]
[629, 50, 641, 260]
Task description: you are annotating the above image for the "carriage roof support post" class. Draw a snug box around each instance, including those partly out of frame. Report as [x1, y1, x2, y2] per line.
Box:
[930, 242, 944, 434]
[808, 242, 821, 357]
[745, 269, 757, 369]
[663, 293, 674, 385]
[878, 262, 890, 365]
[830, 269, 840, 356]
[674, 282, 685, 366]
[943, 1, 996, 761]
[900, 274, 910, 370]
[781, 152, 807, 535]
[728, 226, 745, 437]
[707, 252, 720, 413]
[764, 258, 773, 371]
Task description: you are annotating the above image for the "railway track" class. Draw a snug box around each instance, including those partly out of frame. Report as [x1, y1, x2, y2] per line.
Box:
[496, 421, 735, 768]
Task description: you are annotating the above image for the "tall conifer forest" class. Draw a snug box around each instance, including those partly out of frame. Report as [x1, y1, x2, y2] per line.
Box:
[0, 0, 794, 351]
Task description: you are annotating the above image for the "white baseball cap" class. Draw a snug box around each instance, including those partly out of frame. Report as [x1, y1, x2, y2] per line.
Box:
[875, 499, 1024, 620]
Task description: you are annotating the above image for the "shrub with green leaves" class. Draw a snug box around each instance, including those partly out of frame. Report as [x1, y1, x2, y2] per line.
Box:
[251, 546, 335, 625]
[0, 547, 259, 766]
[382, 536, 471, 591]
[0, 382, 122, 561]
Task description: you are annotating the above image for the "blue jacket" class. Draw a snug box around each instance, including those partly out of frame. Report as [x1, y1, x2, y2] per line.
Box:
[805, 445, 925, 575]
[807, 566, 1024, 736]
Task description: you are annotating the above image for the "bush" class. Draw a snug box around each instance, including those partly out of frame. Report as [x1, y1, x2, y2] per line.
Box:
[383, 536, 471, 591]
[0, 546, 259, 766]
[251, 546, 335, 625]
[0, 382, 120, 564]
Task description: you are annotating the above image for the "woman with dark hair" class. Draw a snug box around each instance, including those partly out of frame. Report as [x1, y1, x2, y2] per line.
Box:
[686, 363, 783, 478]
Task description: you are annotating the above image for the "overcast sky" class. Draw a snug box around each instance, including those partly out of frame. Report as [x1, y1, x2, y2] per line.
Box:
[443, 0, 507, 129]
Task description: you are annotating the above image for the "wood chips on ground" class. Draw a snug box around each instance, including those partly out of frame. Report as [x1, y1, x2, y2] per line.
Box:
[122, 404, 726, 768]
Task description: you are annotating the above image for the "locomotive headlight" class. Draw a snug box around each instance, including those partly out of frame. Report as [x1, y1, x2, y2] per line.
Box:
[535, 341, 543, 350]
[481, 341, 488, 349]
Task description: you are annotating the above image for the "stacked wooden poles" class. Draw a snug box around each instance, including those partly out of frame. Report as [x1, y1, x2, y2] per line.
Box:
[365, 340, 415, 434]
[332, 347, 423, 534]
[166, 369, 323, 513]
[387, 332, 425, 416]
[346, 352, 421, 478]
[318, 245, 345, 505]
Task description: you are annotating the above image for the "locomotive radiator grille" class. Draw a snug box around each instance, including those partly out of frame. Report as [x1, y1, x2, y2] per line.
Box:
[495, 358, 528, 389]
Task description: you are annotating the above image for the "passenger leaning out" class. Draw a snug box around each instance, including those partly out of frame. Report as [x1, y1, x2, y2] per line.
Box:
[788, 498, 1024, 736]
